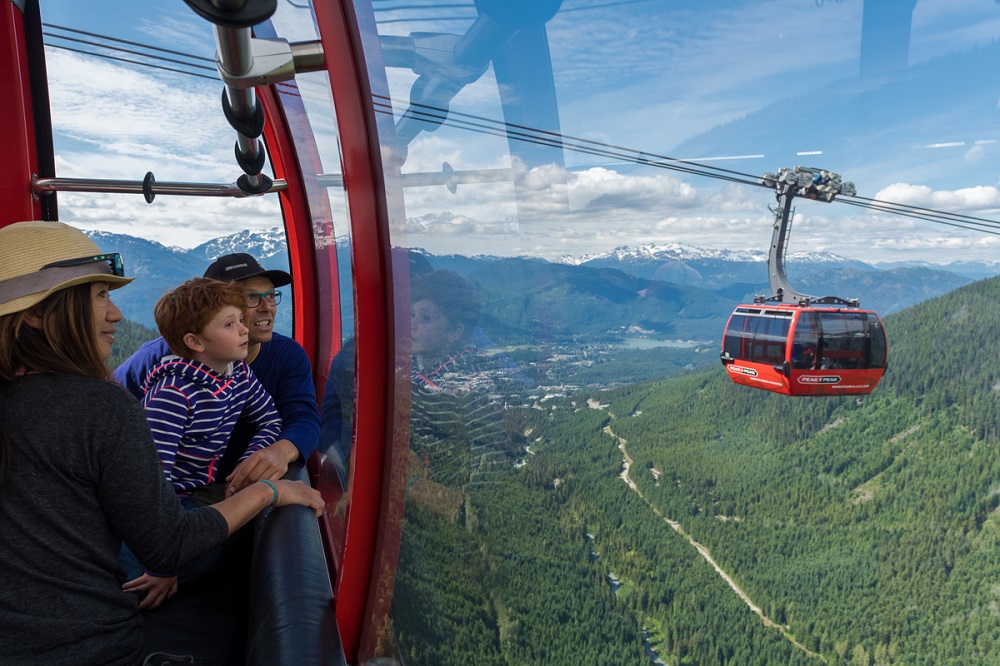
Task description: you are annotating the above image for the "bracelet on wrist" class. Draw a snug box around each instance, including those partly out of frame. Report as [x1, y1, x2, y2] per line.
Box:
[259, 479, 278, 507]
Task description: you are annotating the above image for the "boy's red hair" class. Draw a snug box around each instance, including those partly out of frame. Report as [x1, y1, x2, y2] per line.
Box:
[155, 278, 247, 357]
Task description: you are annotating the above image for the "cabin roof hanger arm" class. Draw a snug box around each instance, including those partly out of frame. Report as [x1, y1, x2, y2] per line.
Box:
[758, 165, 857, 307]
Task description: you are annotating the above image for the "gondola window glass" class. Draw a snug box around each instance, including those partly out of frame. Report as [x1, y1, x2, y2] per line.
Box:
[819, 313, 867, 370]
[340, 0, 1000, 663]
[722, 311, 791, 365]
[753, 314, 791, 365]
[268, 3, 357, 509]
[792, 312, 819, 369]
[38, 0, 293, 351]
[870, 317, 888, 369]
[723, 313, 755, 361]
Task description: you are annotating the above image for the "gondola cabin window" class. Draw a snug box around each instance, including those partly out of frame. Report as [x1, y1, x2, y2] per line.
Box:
[818, 312, 867, 370]
[791, 311, 819, 369]
[722, 308, 793, 365]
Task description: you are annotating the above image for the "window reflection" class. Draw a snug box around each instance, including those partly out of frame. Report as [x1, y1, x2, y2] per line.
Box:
[337, 0, 999, 662]
[407, 269, 509, 494]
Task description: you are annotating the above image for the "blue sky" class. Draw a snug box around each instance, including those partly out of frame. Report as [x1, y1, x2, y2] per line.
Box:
[36, 0, 1000, 264]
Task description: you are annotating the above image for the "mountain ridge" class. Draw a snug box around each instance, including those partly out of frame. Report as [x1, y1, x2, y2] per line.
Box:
[83, 228, 990, 340]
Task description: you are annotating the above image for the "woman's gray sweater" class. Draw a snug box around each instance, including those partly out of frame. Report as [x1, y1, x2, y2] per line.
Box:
[0, 373, 228, 665]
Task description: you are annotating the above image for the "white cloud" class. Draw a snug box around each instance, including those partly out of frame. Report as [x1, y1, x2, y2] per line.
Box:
[395, 165, 1000, 263]
[568, 167, 698, 212]
[136, 13, 216, 56]
[46, 50, 229, 169]
[45, 46, 282, 247]
[874, 183, 1000, 213]
[58, 189, 281, 248]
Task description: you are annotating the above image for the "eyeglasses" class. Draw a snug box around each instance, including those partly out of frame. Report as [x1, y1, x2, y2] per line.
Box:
[42, 253, 125, 278]
[246, 290, 282, 307]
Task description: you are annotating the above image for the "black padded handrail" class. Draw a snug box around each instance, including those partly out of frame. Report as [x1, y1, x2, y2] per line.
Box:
[247, 463, 346, 665]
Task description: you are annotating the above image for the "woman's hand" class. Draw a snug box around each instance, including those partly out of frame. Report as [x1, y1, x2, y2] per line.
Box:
[271, 479, 325, 516]
[123, 573, 179, 610]
[212, 478, 327, 536]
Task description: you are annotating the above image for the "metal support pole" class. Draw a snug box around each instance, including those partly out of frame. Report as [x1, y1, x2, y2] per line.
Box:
[32, 175, 286, 200]
[213, 15, 267, 193]
[183, 0, 315, 194]
[759, 166, 856, 305]
[767, 188, 809, 303]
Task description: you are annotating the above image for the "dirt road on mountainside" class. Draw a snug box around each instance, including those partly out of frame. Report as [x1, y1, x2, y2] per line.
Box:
[603, 423, 817, 659]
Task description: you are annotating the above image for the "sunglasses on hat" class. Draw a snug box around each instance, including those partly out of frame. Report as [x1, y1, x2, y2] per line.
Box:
[41, 253, 125, 278]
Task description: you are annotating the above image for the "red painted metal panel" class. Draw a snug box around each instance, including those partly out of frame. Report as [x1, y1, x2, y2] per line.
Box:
[257, 82, 326, 369]
[312, 1, 401, 661]
[0, 1, 42, 226]
[724, 359, 884, 396]
[258, 73, 355, 582]
[721, 304, 886, 396]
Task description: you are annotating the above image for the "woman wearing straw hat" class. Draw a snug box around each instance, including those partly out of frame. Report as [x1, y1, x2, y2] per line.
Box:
[0, 221, 325, 665]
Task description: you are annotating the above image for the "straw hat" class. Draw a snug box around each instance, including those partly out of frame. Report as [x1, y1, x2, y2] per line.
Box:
[0, 221, 134, 317]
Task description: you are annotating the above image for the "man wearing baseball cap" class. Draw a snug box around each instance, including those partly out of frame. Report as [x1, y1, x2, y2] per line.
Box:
[115, 253, 319, 501]
[202, 252, 292, 287]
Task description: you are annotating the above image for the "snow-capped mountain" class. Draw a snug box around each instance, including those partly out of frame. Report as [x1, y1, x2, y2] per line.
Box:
[84, 228, 293, 333]
[559, 242, 867, 267]
[191, 227, 289, 263]
[81, 229, 992, 337]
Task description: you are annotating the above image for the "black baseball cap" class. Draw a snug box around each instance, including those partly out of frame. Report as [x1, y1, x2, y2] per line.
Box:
[203, 252, 292, 288]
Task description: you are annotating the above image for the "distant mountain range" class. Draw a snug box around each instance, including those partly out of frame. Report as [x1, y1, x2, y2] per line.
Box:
[429, 243, 979, 342]
[873, 258, 1000, 281]
[558, 241, 861, 267]
[87, 228, 993, 344]
[87, 228, 294, 334]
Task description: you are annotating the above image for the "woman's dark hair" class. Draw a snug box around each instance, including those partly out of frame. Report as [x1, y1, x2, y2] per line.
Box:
[0, 283, 110, 488]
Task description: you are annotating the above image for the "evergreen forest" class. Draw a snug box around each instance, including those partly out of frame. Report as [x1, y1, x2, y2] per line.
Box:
[108, 318, 158, 370]
[391, 274, 1000, 665]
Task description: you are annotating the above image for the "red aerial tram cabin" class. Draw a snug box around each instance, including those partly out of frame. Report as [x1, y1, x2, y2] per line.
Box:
[720, 166, 889, 397]
[720, 300, 888, 397]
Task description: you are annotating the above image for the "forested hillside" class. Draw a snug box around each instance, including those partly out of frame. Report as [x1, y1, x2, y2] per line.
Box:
[393, 275, 1000, 664]
[108, 318, 158, 370]
[393, 405, 811, 665]
[595, 274, 1000, 663]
